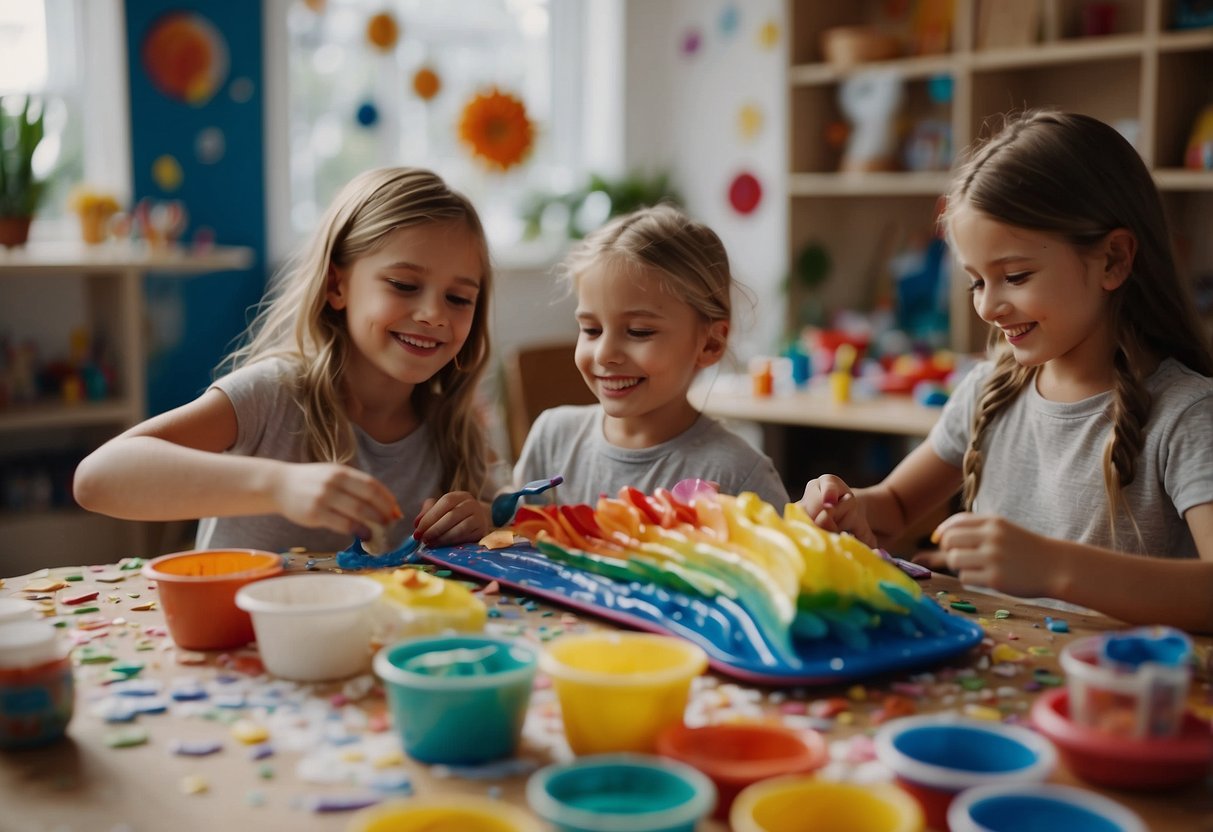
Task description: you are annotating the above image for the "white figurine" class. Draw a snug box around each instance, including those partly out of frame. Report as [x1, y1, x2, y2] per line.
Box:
[838, 70, 905, 172]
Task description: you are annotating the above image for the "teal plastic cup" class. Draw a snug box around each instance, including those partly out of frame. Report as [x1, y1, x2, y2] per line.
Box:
[527, 753, 717, 832]
[373, 634, 537, 764]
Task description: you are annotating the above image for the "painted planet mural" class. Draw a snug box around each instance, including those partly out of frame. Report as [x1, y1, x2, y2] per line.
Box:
[142, 12, 230, 106]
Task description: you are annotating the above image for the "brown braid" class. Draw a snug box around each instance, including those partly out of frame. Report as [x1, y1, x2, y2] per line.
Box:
[962, 344, 1034, 510]
[1102, 318, 1152, 548]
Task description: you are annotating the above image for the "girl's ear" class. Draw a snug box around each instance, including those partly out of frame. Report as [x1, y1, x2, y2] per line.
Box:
[326, 264, 348, 310]
[1100, 228, 1136, 291]
[696, 320, 730, 369]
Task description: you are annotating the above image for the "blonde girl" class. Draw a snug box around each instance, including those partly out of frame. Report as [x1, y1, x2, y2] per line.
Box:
[514, 203, 788, 507]
[75, 167, 496, 552]
[800, 111, 1213, 631]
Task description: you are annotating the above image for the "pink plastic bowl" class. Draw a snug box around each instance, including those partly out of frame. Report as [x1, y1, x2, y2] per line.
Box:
[1030, 688, 1213, 789]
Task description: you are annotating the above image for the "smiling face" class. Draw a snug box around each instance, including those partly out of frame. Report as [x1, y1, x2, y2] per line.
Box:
[327, 219, 483, 399]
[573, 258, 726, 447]
[948, 203, 1130, 394]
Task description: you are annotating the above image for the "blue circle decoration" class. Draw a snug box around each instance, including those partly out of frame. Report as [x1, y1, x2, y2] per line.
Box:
[719, 4, 740, 38]
[356, 101, 379, 127]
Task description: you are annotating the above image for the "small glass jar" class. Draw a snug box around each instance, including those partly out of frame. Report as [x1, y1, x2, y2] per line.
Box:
[0, 620, 74, 749]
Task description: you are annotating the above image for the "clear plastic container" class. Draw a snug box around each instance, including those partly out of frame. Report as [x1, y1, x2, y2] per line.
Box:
[0, 620, 73, 749]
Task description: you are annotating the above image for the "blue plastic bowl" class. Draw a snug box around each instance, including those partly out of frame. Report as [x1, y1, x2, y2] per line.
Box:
[373, 634, 537, 764]
[948, 783, 1146, 832]
[527, 753, 716, 832]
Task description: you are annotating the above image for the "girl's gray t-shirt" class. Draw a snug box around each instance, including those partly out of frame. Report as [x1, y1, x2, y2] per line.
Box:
[514, 404, 790, 508]
[194, 358, 442, 553]
[930, 358, 1213, 558]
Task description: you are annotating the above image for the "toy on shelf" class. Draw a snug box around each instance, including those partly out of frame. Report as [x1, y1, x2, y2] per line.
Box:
[838, 70, 904, 172]
[133, 198, 188, 249]
[1184, 104, 1213, 171]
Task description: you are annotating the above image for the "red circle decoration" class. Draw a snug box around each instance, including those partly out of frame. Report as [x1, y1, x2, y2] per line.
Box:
[728, 172, 762, 215]
[141, 12, 229, 105]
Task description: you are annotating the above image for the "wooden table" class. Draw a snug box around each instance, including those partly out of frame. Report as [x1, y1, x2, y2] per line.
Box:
[3, 556, 1212, 832]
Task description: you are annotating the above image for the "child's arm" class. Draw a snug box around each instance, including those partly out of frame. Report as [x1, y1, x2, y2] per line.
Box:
[412, 492, 492, 546]
[798, 440, 963, 549]
[73, 389, 400, 535]
[935, 502, 1213, 632]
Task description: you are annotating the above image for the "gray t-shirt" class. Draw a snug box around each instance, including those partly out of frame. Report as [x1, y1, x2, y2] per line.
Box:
[514, 405, 790, 508]
[930, 358, 1213, 558]
[195, 358, 442, 553]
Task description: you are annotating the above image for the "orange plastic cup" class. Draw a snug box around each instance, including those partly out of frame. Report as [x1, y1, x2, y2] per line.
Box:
[657, 722, 828, 819]
[143, 549, 283, 650]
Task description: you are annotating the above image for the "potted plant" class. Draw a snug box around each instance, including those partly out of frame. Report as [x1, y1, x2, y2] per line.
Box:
[0, 96, 47, 248]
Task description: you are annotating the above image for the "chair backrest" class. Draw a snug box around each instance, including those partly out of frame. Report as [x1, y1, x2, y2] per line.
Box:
[503, 341, 596, 461]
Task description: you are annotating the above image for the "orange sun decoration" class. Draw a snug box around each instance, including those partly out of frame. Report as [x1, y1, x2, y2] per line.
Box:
[458, 88, 534, 171]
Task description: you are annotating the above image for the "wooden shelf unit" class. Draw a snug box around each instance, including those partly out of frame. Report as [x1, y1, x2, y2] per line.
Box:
[0, 242, 254, 568]
[787, 0, 1213, 354]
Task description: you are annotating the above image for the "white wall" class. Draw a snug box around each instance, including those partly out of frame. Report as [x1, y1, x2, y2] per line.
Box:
[621, 0, 788, 364]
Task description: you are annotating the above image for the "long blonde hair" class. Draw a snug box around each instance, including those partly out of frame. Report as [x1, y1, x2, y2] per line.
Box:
[223, 167, 494, 496]
[561, 203, 733, 327]
[946, 111, 1213, 539]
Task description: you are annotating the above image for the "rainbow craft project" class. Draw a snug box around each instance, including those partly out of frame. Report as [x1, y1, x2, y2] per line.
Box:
[421, 482, 983, 685]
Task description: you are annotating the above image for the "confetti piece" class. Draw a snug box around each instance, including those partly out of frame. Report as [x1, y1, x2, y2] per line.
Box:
[231, 720, 270, 744]
[180, 775, 209, 795]
[172, 739, 223, 756]
[105, 727, 149, 748]
[950, 601, 978, 613]
[994, 609, 1011, 619]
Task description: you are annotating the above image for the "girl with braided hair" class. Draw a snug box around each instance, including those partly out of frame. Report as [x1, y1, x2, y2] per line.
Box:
[799, 110, 1213, 630]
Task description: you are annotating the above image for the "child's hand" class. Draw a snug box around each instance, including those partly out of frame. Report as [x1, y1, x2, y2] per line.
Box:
[931, 512, 1055, 597]
[797, 475, 877, 548]
[413, 491, 492, 547]
[272, 462, 401, 538]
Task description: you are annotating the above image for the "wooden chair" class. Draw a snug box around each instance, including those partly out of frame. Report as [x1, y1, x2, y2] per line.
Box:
[502, 341, 596, 461]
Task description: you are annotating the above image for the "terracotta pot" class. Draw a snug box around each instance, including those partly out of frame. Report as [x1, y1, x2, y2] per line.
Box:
[0, 217, 32, 248]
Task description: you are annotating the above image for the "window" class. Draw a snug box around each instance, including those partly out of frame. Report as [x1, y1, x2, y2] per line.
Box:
[0, 0, 86, 231]
[281, 0, 585, 251]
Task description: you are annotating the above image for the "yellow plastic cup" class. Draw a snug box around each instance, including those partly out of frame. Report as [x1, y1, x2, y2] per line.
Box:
[345, 795, 543, 832]
[730, 775, 924, 832]
[540, 631, 708, 755]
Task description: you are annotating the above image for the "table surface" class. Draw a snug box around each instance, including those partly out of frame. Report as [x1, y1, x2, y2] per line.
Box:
[693, 378, 942, 437]
[3, 555, 1212, 832]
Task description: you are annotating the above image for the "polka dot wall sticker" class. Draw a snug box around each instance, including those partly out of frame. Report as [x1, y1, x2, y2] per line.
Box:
[228, 77, 254, 104]
[719, 4, 740, 38]
[738, 102, 764, 141]
[728, 171, 763, 215]
[758, 18, 780, 50]
[195, 127, 225, 164]
[681, 26, 702, 57]
[141, 12, 229, 106]
[152, 155, 183, 192]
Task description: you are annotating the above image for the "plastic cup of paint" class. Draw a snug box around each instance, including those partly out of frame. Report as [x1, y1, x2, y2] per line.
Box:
[235, 573, 383, 681]
[729, 775, 923, 832]
[1029, 687, 1213, 789]
[540, 631, 708, 755]
[0, 620, 74, 750]
[345, 794, 544, 832]
[143, 549, 284, 651]
[873, 713, 1056, 831]
[373, 634, 537, 765]
[947, 783, 1146, 832]
[1060, 628, 1192, 739]
[655, 722, 828, 819]
[527, 753, 716, 832]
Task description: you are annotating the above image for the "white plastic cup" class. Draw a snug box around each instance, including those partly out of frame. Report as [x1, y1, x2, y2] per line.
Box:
[948, 783, 1146, 832]
[1060, 632, 1191, 739]
[0, 598, 38, 626]
[235, 574, 383, 681]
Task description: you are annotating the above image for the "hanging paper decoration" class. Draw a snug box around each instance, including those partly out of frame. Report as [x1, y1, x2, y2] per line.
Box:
[681, 27, 702, 56]
[195, 127, 225, 164]
[412, 67, 441, 100]
[758, 19, 780, 50]
[356, 100, 380, 127]
[458, 88, 535, 171]
[141, 12, 229, 106]
[728, 171, 762, 215]
[304, 0, 326, 12]
[366, 11, 400, 52]
[737, 103, 763, 141]
[719, 5, 740, 38]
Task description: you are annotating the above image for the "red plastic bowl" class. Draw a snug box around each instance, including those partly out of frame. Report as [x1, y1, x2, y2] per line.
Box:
[1030, 688, 1213, 789]
[656, 722, 828, 819]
